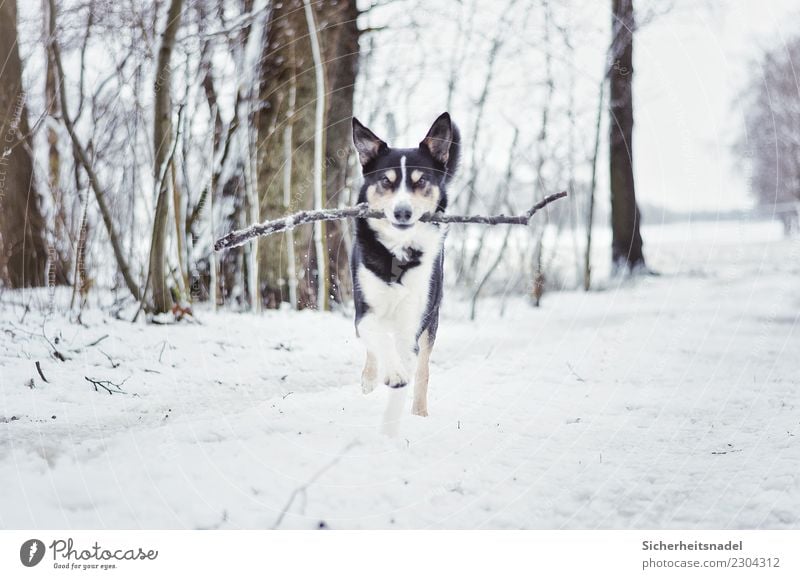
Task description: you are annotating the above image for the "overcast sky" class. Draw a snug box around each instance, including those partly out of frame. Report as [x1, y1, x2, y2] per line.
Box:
[634, 0, 800, 212]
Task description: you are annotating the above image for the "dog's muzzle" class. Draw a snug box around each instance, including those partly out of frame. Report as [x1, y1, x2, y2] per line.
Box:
[391, 204, 414, 229]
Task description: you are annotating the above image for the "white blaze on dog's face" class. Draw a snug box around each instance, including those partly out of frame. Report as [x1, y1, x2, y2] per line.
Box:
[364, 156, 442, 229]
[352, 115, 454, 230]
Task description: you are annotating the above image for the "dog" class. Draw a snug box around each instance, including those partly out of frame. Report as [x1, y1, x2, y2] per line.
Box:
[350, 112, 460, 417]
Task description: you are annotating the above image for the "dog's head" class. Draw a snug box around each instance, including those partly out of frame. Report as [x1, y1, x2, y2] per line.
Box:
[353, 113, 460, 230]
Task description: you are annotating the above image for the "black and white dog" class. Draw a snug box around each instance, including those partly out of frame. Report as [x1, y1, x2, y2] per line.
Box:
[350, 113, 460, 417]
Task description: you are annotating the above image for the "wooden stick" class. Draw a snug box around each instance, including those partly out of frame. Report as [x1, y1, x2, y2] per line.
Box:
[214, 191, 568, 251]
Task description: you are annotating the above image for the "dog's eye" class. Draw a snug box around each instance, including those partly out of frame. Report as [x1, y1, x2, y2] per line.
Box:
[381, 176, 393, 188]
[415, 176, 427, 188]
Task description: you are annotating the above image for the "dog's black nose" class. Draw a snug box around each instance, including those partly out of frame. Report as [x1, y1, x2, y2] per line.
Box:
[393, 206, 412, 223]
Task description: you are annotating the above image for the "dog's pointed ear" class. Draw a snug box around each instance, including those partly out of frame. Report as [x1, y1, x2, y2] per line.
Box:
[352, 118, 387, 167]
[420, 112, 453, 166]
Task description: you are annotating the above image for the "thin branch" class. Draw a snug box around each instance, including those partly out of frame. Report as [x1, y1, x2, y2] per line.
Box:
[47, 0, 141, 301]
[99, 349, 121, 369]
[186, 93, 241, 233]
[84, 376, 128, 395]
[469, 215, 514, 321]
[35, 361, 49, 383]
[358, 25, 389, 35]
[272, 440, 359, 529]
[83, 334, 110, 348]
[215, 191, 568, 251]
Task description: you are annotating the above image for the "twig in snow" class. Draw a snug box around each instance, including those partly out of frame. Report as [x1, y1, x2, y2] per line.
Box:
[83, 334, 109, 348]
[566, 362, 586, 382]
[19, 302, 31, 324]
[215, 191, 568, 251]
[711, 444, 742, 455]
[99, 349, 121, 369]
[272, 440, 359, 529]
[158, 341, 168, 363]
[84, 376, 128, 395]
[68, 333, 111, 354]
[35, 361, 49, 383]
[41, 328, 68, 362]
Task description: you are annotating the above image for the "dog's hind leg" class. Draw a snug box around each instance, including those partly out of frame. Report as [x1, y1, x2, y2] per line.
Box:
[412, 329, 433, 417]
[361, 350, 378, 394]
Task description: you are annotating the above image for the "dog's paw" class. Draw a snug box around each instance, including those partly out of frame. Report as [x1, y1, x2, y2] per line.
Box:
[361, 375, 378, 395]
[383, 369, 408, 389]
[411, 402, 428, 417]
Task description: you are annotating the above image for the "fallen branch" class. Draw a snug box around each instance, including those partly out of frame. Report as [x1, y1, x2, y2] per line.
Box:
[272, 440, 359, 529]
[84, 376, 128, 395]
[215, 191, 568, 251]
[35, 361, 49, 383]
[99, 349, 121, 369]
[84, 334, 110, 348]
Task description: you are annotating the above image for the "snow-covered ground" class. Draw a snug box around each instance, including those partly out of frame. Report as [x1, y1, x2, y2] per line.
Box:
[1, 219, 798, 529]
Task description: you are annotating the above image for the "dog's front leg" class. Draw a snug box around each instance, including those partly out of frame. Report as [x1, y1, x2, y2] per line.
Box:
[357, 314, 410, 389]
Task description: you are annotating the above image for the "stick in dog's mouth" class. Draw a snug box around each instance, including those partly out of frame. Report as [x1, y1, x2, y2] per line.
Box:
[214, 191, 567, 251]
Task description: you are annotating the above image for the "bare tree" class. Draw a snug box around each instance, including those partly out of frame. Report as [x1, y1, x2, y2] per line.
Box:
[735, 35, 800, 235]
[42, 0, 73, 287]
[147, 0, 184, 314]
[0, 0, 49, 288]
[609, 0, 645, 273]
[47, 0, 144, 304]
[584, 77, 605, 291]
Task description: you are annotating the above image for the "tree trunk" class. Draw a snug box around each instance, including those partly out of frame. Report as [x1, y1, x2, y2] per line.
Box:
[256, 0, 319, 309]
[303, 0, 328, 311]
[148, 0, 183, 313]
[0, 0, 49, 288]
[609, 0, 645, 273]
[256, 0, 359, 310]
[584, 77, 605, 291]
[44, 10, 71, 287]
[320, 0, 359, 306]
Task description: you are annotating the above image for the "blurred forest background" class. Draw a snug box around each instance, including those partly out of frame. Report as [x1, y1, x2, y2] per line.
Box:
[1, 0, 798, 321]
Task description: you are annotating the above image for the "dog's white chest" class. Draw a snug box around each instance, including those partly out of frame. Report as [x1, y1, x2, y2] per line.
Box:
[358, 223, 444, 322]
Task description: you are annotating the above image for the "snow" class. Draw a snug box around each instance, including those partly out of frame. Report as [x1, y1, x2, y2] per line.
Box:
[1, 219, 798, 529]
